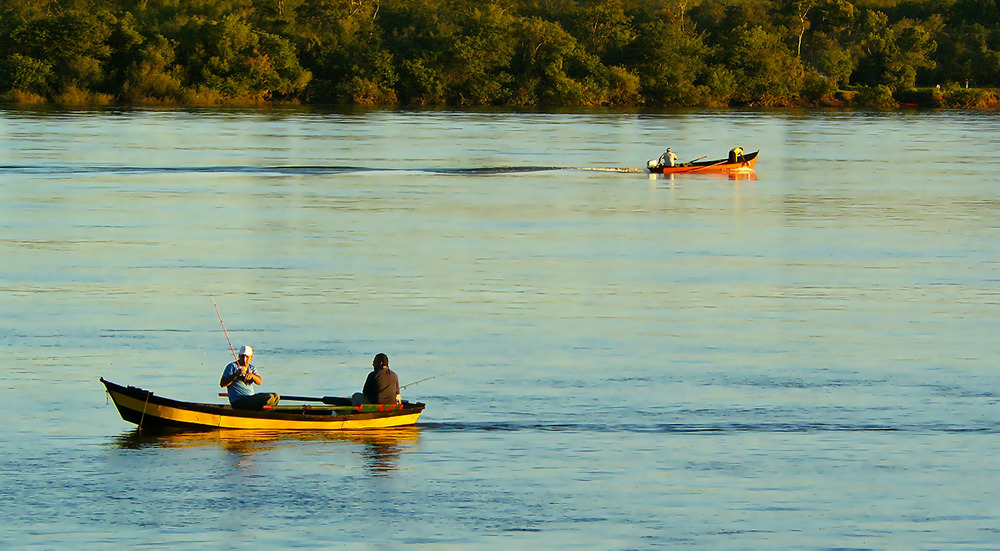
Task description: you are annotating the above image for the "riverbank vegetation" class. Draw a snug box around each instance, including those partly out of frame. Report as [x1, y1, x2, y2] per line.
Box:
[1, 0, 999, 108]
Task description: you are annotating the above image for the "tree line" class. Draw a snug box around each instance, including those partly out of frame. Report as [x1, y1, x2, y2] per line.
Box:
[1, 0, 999, 108]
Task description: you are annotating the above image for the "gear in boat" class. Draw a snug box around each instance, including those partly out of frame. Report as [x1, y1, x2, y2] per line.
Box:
[647, 147, 758, 174]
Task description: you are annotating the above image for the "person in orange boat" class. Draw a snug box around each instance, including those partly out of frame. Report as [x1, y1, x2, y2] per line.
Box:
[352, 353, 401, 406]
[220, 345, 280, 410]
[658, 147, 679, 167]
[728, 146, 745, 163]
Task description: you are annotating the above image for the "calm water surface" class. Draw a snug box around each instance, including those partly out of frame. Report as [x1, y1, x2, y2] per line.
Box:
[1, 108, 998, 549]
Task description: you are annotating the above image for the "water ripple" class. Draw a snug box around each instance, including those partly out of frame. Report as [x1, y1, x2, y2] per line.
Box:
[420, 421, 999, 434]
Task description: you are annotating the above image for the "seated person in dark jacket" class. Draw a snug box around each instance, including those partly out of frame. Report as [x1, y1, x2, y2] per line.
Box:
[352, 353, 401, 406]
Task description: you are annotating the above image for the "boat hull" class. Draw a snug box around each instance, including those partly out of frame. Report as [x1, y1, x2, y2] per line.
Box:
[648, 150, 758, 174]
[101, 378, 424, 431]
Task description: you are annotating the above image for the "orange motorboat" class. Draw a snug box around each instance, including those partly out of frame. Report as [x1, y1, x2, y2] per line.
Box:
[648, 150, 758, 174]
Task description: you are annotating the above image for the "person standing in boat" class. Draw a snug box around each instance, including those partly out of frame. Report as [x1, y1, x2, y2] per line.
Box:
[220, 345, 280, 410]
[728, 146, 745, 163]
[658, 147, 679, 167]
[352, 353, 401, 406]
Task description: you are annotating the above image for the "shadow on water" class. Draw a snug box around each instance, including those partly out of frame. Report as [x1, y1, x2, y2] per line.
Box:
[112, 427, 421, 475]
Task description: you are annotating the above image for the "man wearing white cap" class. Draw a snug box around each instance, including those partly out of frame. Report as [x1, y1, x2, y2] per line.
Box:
[220, 345, 279, 410]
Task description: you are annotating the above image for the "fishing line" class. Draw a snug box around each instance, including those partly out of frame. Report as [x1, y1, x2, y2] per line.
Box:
[212, 296, 238, 361]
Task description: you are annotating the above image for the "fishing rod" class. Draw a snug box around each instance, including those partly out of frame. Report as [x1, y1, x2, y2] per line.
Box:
[259, 372, 452, 405]
[212, 296, 238, 361]
[401, 372, 453, 390]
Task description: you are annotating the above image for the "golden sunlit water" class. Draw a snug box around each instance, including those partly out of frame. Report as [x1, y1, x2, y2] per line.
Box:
[1, 108, 998, 549]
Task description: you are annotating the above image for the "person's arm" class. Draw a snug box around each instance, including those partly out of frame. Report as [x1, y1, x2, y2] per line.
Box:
[362, 371, 376, 403]
[220, 364, 250, 387]
[245, 368, 262, 385]
[220, 365, 241, 387]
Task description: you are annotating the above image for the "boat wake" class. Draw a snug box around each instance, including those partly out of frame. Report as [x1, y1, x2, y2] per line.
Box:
[420, 421, 999, 434]
[1, 164, 643, 176]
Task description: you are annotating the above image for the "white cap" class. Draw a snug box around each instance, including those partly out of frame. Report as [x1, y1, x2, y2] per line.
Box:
[239, 345, 253, 356]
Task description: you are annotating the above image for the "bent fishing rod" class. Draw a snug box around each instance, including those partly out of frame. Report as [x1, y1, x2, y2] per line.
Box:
[401, 371, 454, 390]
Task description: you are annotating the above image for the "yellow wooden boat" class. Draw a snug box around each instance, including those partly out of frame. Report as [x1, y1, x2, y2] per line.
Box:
[101, 378, 425, 431]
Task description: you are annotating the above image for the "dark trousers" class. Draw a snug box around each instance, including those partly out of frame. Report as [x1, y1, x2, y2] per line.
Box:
[232, 393, 280, 410]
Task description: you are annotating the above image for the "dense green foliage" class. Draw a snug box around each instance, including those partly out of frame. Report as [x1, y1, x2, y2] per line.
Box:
[1, 0, 998, 106]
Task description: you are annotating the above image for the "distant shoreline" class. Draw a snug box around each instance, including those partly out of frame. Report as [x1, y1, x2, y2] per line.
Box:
[3, 87, 998, 110]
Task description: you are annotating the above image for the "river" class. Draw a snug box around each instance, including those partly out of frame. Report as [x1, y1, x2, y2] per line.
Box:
[1, 107, 998, 549]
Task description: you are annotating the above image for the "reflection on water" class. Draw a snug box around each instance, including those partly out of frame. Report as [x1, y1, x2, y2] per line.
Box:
[650, 170, 757, 183]
[357, 431, 413, 475]
[113, 427, 421, 475]
[727, 170, 757, 181]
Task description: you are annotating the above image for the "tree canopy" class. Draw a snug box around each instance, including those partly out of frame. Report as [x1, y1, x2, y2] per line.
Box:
[1, 0, 998, 106]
